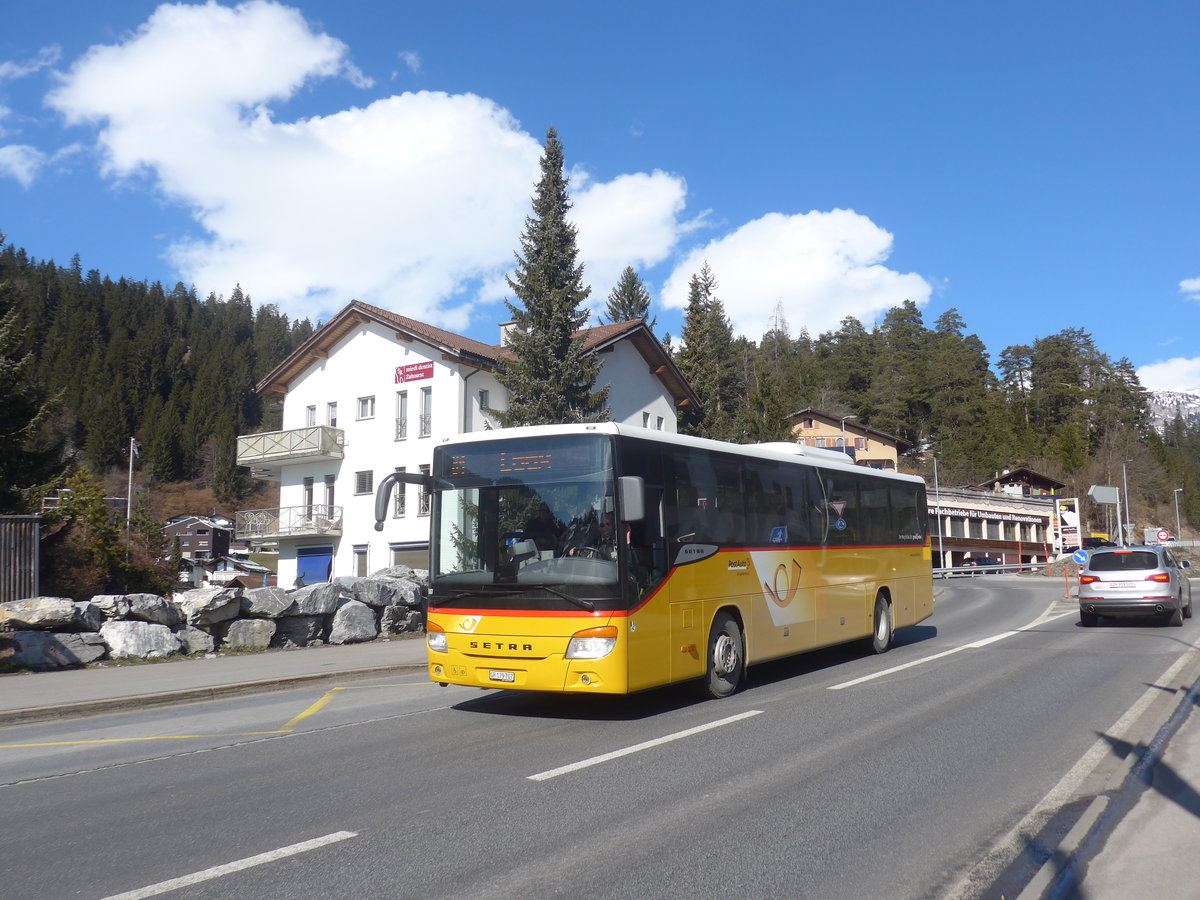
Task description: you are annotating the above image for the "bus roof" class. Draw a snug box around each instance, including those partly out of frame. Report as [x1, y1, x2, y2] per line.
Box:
[438, 423, 926, 486]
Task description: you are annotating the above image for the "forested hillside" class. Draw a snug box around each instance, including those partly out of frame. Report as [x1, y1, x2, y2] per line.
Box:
[2, 235, 1198, 545]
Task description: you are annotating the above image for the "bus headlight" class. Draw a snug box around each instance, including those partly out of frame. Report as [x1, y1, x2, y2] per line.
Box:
[427, 622, 447, 653]
[565, 626, 618, 659]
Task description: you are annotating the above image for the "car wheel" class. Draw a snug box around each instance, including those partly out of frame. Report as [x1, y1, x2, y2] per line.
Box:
[1184, 595, 1193, 620]
[1167, 605, 1184, 627]
[701, 611, 744, 699]
[1080, 610, 1098, 627]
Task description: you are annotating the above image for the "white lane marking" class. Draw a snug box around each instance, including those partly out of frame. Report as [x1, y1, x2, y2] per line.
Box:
[527, 710, 763, 781]
[828, 609, 1077, 690]
[100, 831, 357, 899]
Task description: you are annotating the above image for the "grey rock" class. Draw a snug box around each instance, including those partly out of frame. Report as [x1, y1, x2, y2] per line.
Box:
[73, 601, 105, 632]
[329, 600, 379, 644]
[99, 621, 182, 659]
[9, 631, 108, 669]
[223, 619, 276, 650]
[92, 594, 133, 619]
[284, 582, 341, 616]
[270, 615, 326, 648]
[126, 593, 185, 627]
[240, 586, 292, 618]
[176, 587, 242, 625]
[380, 604, 424, 635]
[173, 625, 215, 655]
[0, 597, 77, 630]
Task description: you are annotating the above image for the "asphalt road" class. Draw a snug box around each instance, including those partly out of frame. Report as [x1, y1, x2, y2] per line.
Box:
[2, 576, 1197, 899]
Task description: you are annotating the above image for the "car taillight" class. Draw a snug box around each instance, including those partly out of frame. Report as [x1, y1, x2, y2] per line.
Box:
[1080, 575, 1098, 584]
[1146, 573, 1170, 583]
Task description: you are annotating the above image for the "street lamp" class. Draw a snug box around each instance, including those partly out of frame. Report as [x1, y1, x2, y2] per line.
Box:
[840, 415, 857, 450]
[1175, 488, 1183, 542]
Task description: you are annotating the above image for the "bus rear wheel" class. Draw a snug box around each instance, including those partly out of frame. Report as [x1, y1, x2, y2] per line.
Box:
[703, 612, 744, 699]
[871, 594, 893, 654]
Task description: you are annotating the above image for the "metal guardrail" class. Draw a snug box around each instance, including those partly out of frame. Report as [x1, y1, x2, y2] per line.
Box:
[933, 562, 1051, 578]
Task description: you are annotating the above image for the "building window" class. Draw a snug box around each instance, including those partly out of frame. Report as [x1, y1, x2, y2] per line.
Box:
[305, 405, 317, 426]
[303, 476, 314, 517]
[324, 474, 335, 508]
[353, 545, 368, 577]
[656, 416, 664, 430]
[802, 418, 814, 429]
[355, 470, 373, 495]
[419, 387, 432, 437]
[478, 388, 489, 412]
[418, 464, 431, 516]
[855, 437, 866, 450]
[643, 411, 650, 427]
[393, 467, 406, 517]
[395, 391, 408, 440]
[327, 402, 338, 428]
[815, 437, 826, 448]
[357, 396, 376, 420]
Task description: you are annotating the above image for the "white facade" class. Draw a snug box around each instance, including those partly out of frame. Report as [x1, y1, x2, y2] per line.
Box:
[240, 304, 694, 587]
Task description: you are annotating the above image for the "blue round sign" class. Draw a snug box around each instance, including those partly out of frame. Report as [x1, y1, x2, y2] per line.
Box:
[1073, 549, 1089, 565]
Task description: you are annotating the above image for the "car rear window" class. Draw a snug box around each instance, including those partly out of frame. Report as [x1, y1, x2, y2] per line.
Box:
[1088, 551, 1160, 572]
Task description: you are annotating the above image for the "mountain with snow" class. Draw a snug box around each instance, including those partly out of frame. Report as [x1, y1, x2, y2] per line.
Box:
[1148, 390, 1200, 431]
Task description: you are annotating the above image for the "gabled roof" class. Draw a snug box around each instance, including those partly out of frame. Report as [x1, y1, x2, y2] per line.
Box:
[256, 300, 700, 409]
[785, 407, 913, 451]
[972, 467, 1066, 491]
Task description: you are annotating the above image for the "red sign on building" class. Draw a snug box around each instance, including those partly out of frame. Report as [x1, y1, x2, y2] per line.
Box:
[395, 361, 434, 383]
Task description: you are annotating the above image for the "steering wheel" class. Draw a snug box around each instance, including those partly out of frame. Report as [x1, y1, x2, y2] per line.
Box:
[572, 546, 603, 559]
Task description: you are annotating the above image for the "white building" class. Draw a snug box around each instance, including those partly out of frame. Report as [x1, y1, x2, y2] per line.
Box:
[235, 301, 698, 587]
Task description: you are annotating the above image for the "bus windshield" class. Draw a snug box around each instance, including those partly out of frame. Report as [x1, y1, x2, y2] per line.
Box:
[431, 433, 621, 597]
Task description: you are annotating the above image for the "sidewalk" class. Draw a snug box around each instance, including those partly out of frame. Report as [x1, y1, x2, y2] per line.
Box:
[0, 637, 429, 727]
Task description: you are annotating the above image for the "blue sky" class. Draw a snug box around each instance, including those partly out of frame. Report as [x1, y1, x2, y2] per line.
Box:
[2, 1, 1199, 392]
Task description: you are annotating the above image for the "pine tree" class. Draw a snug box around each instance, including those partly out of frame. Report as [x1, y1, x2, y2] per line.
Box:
[674, 263, 743, 440]
[601, 265, 655, 327]
[0, 308, 64, 512]
[495, 128, 609, 425]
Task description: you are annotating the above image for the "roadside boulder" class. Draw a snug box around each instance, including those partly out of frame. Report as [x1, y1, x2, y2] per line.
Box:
[126, 593, 185, 627]
[329, 600, 378, 644]
[380, 605, 424, 635]
[1, 597, 77, 630]
[72, 601, 105, 632]
[8, 631, 108, 669]
[100, 621, 182, 660]
[284, 582, 341, 616]
[92, 594, 133, 620]
[270, 616, 325, 648]
[241, 586, 292, 619]
[176, 587, 242, 626]
[172, 624, 215, 655]
[223, 619, 276, 651]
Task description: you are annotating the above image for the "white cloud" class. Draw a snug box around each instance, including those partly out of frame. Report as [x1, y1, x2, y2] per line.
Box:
[1137, 358, 1200, 394]
[398, 51, 421, 74]
[0, 45, 61, 82]
[569, 169, 690, 308]
[1180, 277, 1200, 301]
[40, 1, 693, 329]
[0, 144, 46, 187]
[660, 209, 932, 340]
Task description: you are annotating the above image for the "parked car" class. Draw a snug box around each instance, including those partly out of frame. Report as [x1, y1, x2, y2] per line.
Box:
[1081, 537, 1117, 550]
[966, 557, 1001, 567]
[1078, 546, 1193, 627]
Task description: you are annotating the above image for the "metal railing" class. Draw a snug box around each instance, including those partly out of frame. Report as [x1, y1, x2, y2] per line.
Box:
[933, 561, 1051, 578]
[395, 418, 407, 441]
[236, 426, 344, 467]
[235, 504, 343, 541]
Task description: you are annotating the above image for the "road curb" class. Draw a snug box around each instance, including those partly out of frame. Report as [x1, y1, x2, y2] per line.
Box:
[0, 664, 428, 728]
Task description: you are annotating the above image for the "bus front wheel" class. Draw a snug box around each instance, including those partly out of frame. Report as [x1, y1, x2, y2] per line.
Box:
[871, 594, 893, 654]
[703, 612, 744, 699]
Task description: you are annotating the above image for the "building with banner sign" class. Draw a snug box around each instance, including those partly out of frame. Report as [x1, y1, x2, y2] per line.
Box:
[928, 468, 1064, 568]
[234, 300, 699, 586]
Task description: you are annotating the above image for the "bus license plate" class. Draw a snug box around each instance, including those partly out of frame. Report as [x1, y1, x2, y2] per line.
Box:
[489, 670, 516, 683]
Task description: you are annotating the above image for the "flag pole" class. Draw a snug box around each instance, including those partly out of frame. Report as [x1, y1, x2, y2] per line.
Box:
[126, 436, 136, 561]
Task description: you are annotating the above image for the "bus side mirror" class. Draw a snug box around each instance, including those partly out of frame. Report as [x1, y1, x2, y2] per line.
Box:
[618, 475, 645, 523]
[374, 470, 435, 531]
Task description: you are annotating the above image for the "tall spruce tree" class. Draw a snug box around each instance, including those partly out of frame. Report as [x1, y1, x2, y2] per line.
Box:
[495, 128, 609, 425]
[601, 265, 655, 327]
[674, 263, 743, 440]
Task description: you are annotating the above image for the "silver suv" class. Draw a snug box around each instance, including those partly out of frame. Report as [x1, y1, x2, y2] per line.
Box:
[1078, 546, 1193, 627]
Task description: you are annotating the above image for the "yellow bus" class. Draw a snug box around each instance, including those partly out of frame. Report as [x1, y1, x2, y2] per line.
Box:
[375, 423, 933, 698]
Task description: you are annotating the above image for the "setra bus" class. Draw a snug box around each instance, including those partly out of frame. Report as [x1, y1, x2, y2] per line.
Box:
[375, 423, 933, 698]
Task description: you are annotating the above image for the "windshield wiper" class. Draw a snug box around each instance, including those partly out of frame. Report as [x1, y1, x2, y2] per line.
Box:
[536, 585, 595, 612]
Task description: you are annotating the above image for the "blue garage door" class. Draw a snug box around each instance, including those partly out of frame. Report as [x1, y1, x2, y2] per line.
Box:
[296, 546, 334, 585]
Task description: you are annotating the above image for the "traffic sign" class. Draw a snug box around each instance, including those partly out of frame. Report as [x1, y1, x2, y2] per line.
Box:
[1073, 549, 1089, 565]
[1158, 529, 1171, 543]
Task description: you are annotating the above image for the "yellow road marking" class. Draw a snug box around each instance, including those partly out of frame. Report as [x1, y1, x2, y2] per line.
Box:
[0, 682, 429, 750]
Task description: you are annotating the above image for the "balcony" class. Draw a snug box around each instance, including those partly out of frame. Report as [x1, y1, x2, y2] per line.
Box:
[237, 426, 344, 478]
[235, 505, 343, 542]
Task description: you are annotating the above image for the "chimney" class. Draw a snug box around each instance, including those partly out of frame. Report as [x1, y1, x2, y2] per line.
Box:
[500, 321, 516, 345]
